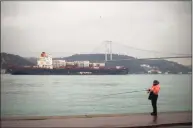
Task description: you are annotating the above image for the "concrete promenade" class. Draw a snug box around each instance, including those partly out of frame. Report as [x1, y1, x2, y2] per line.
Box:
[1, 111, 192, 128]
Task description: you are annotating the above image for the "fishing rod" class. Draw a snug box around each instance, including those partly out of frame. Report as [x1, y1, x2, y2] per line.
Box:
[84, 89, 148, 102]
[101, 89, 147, 97]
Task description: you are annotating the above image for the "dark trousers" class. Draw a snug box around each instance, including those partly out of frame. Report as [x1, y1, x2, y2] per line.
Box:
[151, 95, 158, 114]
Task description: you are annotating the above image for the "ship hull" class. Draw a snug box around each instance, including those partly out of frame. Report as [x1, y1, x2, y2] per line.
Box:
[8, 68, 129, 75]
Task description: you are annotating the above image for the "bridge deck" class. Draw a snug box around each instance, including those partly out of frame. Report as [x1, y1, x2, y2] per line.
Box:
[1, 111, 192, 128]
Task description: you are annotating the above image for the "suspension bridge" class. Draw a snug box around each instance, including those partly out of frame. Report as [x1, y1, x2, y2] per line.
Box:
[88, 41, 192, 62]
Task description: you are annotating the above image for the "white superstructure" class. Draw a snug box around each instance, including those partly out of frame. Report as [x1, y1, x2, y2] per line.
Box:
[37, 52, 53, 69]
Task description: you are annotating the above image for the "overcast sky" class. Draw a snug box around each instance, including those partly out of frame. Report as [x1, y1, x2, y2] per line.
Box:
[1, 1, 192, 65]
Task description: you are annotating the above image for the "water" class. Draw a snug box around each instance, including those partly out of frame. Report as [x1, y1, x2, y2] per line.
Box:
[1, 74, 192, 117]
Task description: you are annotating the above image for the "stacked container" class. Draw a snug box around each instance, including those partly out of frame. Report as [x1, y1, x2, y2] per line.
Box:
[93, 63, 98, 67]
[53, 60, 66, 68]
[66, 62, 75, 66]
[77, 61, 84, 68]
[91, 63, 105, 68]
[83, 61, 89, 67]
[99, 63, 105, 67]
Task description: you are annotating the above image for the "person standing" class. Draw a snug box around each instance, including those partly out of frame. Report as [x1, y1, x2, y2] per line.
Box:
[147, 80, 160, 116]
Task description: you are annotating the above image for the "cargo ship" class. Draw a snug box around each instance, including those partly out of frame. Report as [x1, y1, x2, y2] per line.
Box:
[7, 52, 129, 75]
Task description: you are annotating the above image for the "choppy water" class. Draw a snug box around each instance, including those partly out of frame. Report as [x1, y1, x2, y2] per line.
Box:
[1, 74, 192, 117]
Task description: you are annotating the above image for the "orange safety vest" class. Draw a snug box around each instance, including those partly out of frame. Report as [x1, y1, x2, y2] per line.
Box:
[150, 85, 160, 95]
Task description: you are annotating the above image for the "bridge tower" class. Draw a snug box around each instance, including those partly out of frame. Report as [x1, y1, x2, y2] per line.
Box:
[105, 41, 113, 61]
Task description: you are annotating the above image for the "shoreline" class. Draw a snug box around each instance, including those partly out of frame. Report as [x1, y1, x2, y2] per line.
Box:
[1, 111, 191, 128]
[1, 111, 191, 120]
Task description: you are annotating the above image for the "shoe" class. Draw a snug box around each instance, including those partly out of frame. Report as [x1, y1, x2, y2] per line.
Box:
[151, 112, 157, 116]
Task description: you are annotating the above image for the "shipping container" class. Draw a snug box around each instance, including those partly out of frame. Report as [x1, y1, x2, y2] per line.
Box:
[99, 63, 105, 67]
[76, 61, 83, 67]
[93, 63, 98, 67]
[83, 61, 89, 67]
[89, 63, 93, 67]
[78, 64, 84, 67]
[66, 62, 75, 66]
[53, 60, 66, 65]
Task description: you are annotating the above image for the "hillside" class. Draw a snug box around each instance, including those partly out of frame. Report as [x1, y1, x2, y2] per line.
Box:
[26, 54, 135, 64]
[2, 53, 191, 74]
[25, 57, 37, 64]
[55, 54, 135, 62]
[1, 53, 34, 69]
